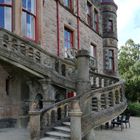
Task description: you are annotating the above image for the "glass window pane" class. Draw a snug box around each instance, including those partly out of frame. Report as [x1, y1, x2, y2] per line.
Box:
[108, 59, 113, 70]
[0, 6, 11, 31]
[0, 0, 11, 4]
[31, 0, 35, 14]
[0, 7, 4, 28]
[22, 11, 26, 36]
[27, 14, 35, 39]
[27, 0, 31, 12]
[90, 45, 94, 57]
[4, 0, 12, 4]
[4, 7, 11, 31]
[22, 0, 35, 39]
[22, 0, 26, 9]
[64, 0, 69, 7]
[0, 0, 4, 3]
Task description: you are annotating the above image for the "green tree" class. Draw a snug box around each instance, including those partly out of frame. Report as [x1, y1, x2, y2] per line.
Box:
[118, 39, 140, 102]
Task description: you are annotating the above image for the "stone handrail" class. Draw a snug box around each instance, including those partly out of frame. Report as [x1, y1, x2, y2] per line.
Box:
[81, 80, 127, 137]
[0, 28, 76, 89]
[36, 79, 126, 138]
[40, 96, 76, 135]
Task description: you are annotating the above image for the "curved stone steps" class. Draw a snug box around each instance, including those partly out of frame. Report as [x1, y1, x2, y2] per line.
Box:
[45, 131, 70, 139]
[40, 137, 58, 140]
[54, 126, 71, 133]
[41, 122, 71, 140]
[62, 122, 71, 127]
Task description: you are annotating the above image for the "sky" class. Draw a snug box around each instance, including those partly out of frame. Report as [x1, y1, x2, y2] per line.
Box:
[115, 0, 140, 47]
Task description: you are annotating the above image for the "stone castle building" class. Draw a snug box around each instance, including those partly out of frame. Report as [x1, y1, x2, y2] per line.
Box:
[0, 0, 127, 140]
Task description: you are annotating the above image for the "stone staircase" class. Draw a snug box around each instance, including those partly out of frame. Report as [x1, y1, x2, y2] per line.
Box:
[41, 122, 71, 140]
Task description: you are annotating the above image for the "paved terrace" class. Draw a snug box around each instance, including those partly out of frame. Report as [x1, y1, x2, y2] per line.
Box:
[95, 117, 140, 140]
[0, 117, 139, 140]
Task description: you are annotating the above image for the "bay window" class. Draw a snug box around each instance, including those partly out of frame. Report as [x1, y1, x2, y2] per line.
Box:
[0, 0, 12, 31]
[22, 0, 36, 40]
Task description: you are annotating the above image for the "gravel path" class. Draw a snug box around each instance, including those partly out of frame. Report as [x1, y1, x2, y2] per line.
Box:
[0, 128, 30, 140]
[95, 117, 140, 140]
[0, 117, 139, 140]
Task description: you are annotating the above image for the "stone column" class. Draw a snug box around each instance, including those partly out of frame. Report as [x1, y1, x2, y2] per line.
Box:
[39, 78, 55, 108]
[76, 50, 91, 94]
[29, 111, 41, 140]
[69, 100, 82, 140]
[76, 50, 96, 140]
[76, 50, 91, 114]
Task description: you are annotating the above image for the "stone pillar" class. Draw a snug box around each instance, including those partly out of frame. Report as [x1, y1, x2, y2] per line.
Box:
[76, 50, 95, 140]
[76, 50, 91, 114]
[76, 50, 91, 94]
[29, 111, 41, 140]
[69, 100, 82, 140]
[39, 78, 55, 108]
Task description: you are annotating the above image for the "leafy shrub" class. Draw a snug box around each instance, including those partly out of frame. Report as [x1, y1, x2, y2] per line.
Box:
[128, 102, 140, 117]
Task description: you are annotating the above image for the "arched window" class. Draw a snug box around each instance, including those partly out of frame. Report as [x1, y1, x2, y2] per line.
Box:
[0, 0, 12, 31]
[22, 0, 36, 40]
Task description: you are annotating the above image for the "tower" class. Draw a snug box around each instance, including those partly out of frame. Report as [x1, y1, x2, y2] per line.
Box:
[101, 0, 118, 76]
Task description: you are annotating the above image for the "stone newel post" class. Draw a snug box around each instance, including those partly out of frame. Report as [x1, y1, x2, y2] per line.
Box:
[76, 50, 95, 140]
[76, 50, 91, 95]
[69, 100, 82, 140]
[76, 50, 91, 113]
[29, 108, 41, 140]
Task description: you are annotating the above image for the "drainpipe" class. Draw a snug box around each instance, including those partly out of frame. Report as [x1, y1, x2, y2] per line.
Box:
[77, 0, 80, 49]
[56, 0, 60, 56]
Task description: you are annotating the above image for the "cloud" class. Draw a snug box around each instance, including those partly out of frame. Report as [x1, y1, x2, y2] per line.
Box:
[133, 9, 140, 28]
[115, 0, 140, 46]
[116, 0, 140, 31]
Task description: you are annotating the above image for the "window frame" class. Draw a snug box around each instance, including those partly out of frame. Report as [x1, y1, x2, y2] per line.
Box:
[108, 49, 114, 72]
[21, 0, 37, 41]
[64, 27, 74, 58]
[64, 0, 73, 11]
[90, 44, 96, 58]
[94, 8, 99, 32]
[87, 1, 92, 27]
[108, 19, 113, 32]
[0, 0, 13, 31]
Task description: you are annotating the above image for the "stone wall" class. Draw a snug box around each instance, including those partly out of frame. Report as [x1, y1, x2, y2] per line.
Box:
[42, 0, 104, 73]
[0, 64, 30, 128]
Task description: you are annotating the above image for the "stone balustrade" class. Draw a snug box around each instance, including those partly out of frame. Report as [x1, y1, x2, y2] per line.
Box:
[81, 80, 127, 137]
[39, 97, 75, 136]
[90, 71, 119, 89]
[29, 79, 126, 139]
[0, 28, 76, 89]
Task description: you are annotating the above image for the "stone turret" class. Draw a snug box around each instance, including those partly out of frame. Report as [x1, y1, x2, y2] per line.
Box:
[101, 0, 118, 76]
